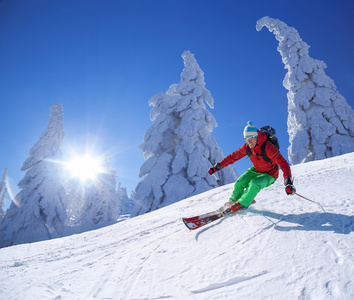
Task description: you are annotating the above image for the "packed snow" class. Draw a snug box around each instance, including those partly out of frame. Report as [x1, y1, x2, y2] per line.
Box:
[1, 152, 353, 299]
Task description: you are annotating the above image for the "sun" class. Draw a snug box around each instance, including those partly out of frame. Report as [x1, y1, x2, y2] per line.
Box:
[66, 155, 103, 181]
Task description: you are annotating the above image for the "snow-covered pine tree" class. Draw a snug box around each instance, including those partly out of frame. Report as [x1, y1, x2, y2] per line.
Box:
[118, 183, 133, 216]
[78, 159, 121, 231]
[132, 51, 237, 216]
[0, 104, 67, 248]
[257, 17, 354, 164]
[64, 177, 85, 227]
[0, 168, 8, 219]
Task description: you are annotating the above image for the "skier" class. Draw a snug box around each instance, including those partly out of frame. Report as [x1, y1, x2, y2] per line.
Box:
[208, 121, 296, 211]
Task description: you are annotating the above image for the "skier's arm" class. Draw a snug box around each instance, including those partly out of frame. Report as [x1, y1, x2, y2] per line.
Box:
[219, 144, 248, 169]
[208, 144, 247, 175]
[265, 143, 296, 195]
[265, 143, 292, 179]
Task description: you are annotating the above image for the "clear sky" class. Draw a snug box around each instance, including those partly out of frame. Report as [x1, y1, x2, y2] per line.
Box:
[1, 0, 353, 199]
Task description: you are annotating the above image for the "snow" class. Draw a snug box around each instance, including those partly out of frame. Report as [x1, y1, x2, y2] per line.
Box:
[1, 152, 354, 299]
[0, 104, 68, 246]
[133, 50, 236, 216]
[0, 104, 131, 247]
[257, 17, 354, 165]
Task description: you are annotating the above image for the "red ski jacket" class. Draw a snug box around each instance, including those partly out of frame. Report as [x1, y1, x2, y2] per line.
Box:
[219, 130, 292, 180]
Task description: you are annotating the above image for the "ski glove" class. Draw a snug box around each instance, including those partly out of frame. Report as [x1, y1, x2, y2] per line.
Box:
[284, 177, 296, 195]
[208, 163, 221, 175]
[284, 177, 293, 186]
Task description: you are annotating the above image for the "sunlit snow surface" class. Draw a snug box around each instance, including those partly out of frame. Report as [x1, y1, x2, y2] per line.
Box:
[1, 153, 354, 299]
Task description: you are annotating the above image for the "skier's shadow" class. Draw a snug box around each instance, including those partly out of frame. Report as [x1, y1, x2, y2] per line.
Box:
[251, 209, 354, 234]
[195, 217, 229, 241]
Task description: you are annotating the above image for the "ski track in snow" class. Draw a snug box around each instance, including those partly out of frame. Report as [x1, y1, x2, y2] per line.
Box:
[1, 153, 354, 299]
[191, 271, 268, 294]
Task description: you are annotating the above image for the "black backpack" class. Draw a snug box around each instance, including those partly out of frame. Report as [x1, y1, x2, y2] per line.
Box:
[246, 126, 279, 162]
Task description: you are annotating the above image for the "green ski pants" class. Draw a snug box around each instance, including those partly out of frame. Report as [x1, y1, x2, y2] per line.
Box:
[230, 167, 276, 208]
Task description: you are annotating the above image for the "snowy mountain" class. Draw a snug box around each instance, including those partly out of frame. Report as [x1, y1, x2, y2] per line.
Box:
[1, 153, 353, 299]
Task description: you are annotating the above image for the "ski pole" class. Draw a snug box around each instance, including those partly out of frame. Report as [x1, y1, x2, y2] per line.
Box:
[213, 173, 220, 184]
[295, 192, 326, 212]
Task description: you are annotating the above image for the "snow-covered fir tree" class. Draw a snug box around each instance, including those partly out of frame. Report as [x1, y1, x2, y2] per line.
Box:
[0, 104, 67, 248]
[257, 17, 354, 165]
[118, 183, 133, 216]
[77, 159, 121, 231]
[64, 177, 85, 227]
[0, 168, 8, 219]
[133, 51, 237, 216]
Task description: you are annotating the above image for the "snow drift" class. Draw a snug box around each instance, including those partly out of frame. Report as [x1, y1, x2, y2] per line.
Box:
[1, 153, 354, 299]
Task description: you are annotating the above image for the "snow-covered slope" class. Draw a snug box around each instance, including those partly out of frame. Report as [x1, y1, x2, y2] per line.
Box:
[1, 153, 354, 300]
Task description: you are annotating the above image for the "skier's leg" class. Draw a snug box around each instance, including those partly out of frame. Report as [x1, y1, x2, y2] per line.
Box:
[229, 167, 259, 203]
[238, 173, 276, 208]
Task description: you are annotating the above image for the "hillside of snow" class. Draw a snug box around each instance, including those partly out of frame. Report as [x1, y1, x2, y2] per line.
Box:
[1, 153, 354, 299]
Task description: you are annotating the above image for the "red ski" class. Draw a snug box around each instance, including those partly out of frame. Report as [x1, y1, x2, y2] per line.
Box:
[182, 200, 255, 230]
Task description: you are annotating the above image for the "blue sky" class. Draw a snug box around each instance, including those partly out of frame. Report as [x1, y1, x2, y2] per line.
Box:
[1, 0, 353, 197]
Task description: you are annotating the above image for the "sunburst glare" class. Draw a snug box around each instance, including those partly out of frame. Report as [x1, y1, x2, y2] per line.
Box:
[66, 155, 103, 181]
